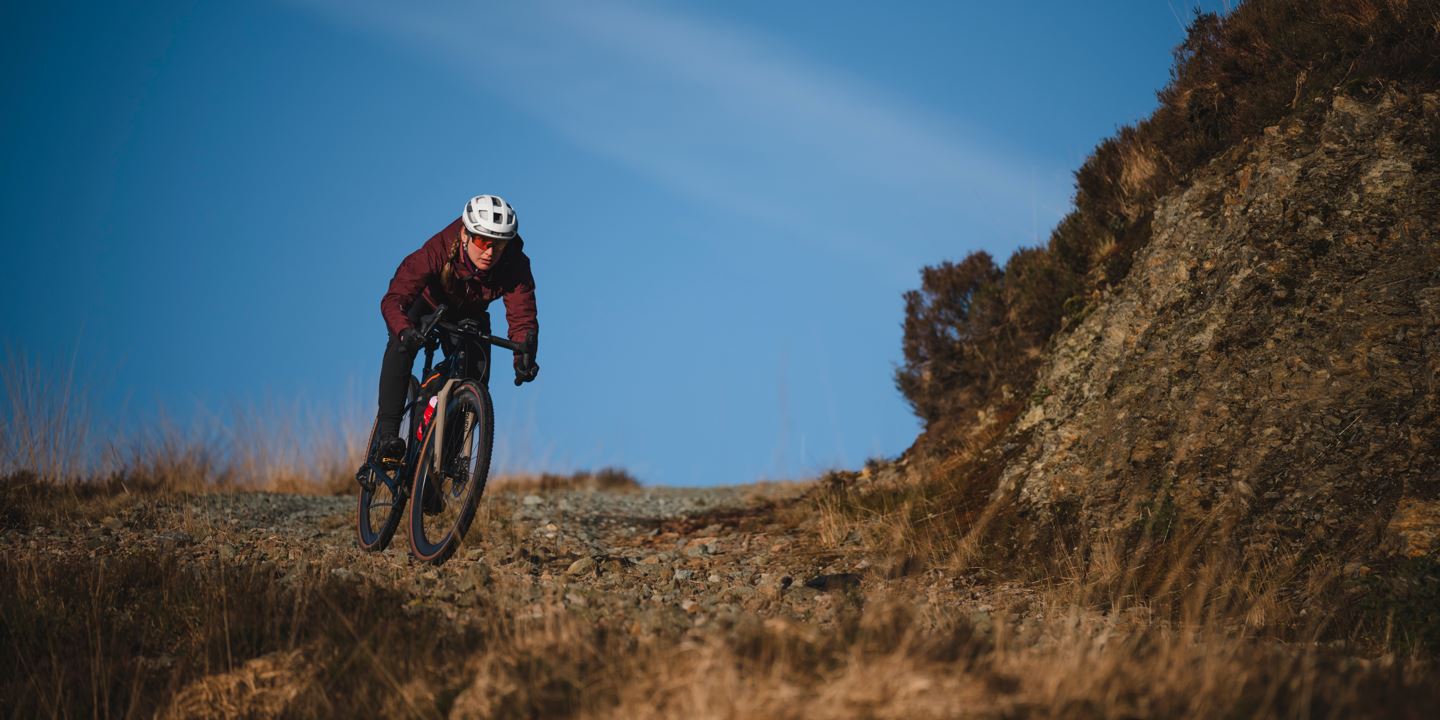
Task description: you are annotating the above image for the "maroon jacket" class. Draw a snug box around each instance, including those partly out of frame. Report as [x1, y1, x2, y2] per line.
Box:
[380, 218, 538, 345]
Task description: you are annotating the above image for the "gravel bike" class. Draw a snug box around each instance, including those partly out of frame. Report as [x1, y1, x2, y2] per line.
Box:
[354, 304, 532, 564]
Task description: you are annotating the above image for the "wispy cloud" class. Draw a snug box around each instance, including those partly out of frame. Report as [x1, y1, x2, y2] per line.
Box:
[287, 0, 1064, 260]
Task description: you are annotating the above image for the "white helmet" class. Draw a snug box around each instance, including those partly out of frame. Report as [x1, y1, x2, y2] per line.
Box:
[462, 195, 518, 239]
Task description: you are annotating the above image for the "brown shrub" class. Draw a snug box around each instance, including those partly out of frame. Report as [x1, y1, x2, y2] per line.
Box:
[895, 252, 1008, 428]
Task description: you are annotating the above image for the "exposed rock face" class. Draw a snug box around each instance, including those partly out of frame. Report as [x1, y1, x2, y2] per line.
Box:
[1002, 87, 1439, 557]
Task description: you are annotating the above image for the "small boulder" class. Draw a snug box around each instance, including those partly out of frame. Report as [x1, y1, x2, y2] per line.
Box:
[757, 573, 792, 599]
[566, 557, 597, 576]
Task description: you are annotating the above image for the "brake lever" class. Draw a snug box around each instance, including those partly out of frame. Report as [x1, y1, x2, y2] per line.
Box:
[418, 304, 448, 337]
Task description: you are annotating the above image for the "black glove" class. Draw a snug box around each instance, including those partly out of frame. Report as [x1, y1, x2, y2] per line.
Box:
[513, 332, 539, 386]
[514, 359, 539, 386]
[397, 327, 424, 353]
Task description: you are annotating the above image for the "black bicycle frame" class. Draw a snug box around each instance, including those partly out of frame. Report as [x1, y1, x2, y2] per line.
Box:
[358, 304, 523, 494]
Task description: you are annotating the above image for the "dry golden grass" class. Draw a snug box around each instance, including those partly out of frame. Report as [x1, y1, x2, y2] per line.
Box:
[1, 349, 373, 508]
[5, 364, 1437, 717]
[489, 467, 643, 494]
[3, 473, 1437, 718]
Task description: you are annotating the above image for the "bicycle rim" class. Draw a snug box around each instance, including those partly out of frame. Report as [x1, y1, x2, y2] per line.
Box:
[357, 377, 417, 551]
[408, 381, 494, 564]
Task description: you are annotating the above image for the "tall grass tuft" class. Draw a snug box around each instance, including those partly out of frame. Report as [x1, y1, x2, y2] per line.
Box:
[1, 349, 371, 499]
[1, 349, 103, 483]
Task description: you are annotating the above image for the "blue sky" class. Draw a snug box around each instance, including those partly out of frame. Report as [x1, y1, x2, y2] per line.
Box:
[1, 0, 1227, 485]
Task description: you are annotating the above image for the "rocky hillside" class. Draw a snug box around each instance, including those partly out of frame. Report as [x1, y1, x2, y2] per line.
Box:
[999, 86, 1439, 561]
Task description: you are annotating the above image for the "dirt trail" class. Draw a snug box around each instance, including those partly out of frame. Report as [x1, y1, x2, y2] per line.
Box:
[18, 482, 886, 635]
[8, 482, 1435, 718]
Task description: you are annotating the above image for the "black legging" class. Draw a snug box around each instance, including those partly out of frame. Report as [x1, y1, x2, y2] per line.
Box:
[375, 298, 489, 439]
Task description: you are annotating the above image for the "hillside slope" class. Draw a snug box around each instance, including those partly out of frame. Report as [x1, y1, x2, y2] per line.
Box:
[1000, 86, 1439, 560]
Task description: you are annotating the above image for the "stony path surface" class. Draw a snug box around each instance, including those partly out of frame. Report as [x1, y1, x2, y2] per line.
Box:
[6, 481, 1073, 719]
[13, 482, 890, 636]
[9, 481, 1429, 718]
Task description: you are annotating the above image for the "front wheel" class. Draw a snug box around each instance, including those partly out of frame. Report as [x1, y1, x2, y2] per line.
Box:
[408, 380, 494, 564]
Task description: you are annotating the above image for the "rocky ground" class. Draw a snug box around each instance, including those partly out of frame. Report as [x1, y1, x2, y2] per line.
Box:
[5, 480, 1436, 718]
[2, 479, 1074, 718]
[7, 482, 893, 632]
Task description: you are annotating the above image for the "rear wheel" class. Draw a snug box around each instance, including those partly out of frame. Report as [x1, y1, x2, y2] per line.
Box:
[408, 380, 494, 564]
[357, 376, 418, 551]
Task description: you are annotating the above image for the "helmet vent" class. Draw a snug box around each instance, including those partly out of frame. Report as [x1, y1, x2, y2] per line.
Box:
[463, 194, 517, 238]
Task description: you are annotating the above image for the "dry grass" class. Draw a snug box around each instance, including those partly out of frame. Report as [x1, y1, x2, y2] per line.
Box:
[490, 467, 643, 494]
[809, 448, 1440, 716]
[0, 349, 387, 515]
[6, 534, 1432, 718]
[1, 350, 102, 483]
[2, 457, 1437, 718]
[0, 543, 468, 717]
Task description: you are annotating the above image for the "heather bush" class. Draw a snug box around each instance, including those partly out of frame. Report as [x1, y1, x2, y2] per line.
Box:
[896, 253, 1007, 427]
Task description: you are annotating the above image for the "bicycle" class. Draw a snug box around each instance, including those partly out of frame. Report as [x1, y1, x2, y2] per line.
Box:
[354, 304, 532, 564]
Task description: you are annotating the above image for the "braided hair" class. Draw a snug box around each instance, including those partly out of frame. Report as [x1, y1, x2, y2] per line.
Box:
[438, 229, 465, 294]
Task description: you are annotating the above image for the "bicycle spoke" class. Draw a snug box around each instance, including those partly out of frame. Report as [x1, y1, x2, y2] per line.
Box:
[357, 376, 418, 552]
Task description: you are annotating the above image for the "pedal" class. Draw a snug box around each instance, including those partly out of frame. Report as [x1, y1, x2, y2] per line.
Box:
[354, 465, 376, 492]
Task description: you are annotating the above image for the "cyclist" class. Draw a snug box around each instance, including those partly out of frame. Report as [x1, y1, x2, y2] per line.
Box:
[372, 194, 539, 464]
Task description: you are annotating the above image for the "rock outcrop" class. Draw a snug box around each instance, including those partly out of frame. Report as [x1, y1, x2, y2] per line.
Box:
[999, 86, 1439, 558]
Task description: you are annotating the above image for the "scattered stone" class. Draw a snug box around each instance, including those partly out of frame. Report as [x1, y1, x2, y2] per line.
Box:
[788, 587, 820, 605]
[804, 573, 862, 592]
[1385, 498, 1440, 557]
[757, 573, 792, 599]
[969, 609, 995, 638]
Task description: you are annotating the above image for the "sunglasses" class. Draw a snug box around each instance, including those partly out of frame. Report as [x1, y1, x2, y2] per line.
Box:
[468, 231, 511, 251]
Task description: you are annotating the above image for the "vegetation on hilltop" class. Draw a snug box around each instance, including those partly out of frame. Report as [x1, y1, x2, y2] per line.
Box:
[897, 0, 1440, 440]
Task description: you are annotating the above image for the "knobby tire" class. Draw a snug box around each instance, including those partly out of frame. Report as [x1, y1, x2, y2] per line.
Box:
[356, 376, 418, 551]
[408, 380, 494, 565]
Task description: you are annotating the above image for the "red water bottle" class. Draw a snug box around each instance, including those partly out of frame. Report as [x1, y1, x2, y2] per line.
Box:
[417, 395, 439, 440]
